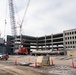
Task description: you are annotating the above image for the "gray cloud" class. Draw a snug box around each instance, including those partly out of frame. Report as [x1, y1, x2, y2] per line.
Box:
[0, 0, 76, 37]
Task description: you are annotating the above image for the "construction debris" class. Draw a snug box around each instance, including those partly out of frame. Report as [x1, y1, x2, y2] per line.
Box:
[41, 56, 50, 66]
[18, 62, 30, 66]
[37, 56, 43, 64]
[37, 56, 51, 66]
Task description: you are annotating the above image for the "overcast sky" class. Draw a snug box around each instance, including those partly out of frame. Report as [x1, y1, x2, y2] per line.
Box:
[0, 0, 76, 38]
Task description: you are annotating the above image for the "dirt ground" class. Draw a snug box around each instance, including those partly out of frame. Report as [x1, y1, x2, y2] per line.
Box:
[0, 64, 55, 75]
[0, 69, 13, 75]
[0, 55, 76, 75]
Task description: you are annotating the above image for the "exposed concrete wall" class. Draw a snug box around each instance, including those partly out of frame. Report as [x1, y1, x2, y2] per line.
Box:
[64, 29, 76, 50]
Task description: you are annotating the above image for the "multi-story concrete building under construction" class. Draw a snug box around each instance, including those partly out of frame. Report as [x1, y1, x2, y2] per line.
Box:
[6, 29, 76, 55]
[63, 29, 76, 50]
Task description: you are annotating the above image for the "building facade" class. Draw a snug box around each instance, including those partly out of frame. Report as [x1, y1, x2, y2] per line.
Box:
[63, 29, 76, 50]
[6, 29, 76, 54]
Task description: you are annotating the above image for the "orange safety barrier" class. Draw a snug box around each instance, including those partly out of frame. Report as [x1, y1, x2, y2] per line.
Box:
[51, 58, 54, 65]
[34, 59, 37, 68]
[72, 59, 74, 68]
[14, 59, 18, 65]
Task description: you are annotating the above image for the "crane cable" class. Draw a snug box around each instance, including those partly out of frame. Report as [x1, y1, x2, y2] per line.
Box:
[20, 0, 30, 33]
[19, 0, 30, 45]
[14, 0, 30, 35]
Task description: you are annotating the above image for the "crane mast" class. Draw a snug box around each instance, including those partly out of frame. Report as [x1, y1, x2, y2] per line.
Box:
[8, 0, 16, 37]
[8, 0, 17, 53]
[8, 0, 30, 54]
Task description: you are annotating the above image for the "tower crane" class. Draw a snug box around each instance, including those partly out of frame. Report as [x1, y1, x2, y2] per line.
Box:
[8, 0, 30, 54]
[8, 0, 16, 37]
[17, 0, 30, 46]
[8, 0, 16, 53]
[16, 0, 30, 55]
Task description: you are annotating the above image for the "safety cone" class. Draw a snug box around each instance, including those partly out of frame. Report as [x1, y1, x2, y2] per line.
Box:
[34, 59, 37, 68]
[72, 60, 74, 68]
[14, 59, 17, 65]
[28, 58, 30, 63]
[51, 58, 54, 65]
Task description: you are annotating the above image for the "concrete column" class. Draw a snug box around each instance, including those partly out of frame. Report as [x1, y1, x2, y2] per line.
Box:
[63, 31, 66, 50]
[48, 45, 50, 50]
[57, 45, 58, 50]
[41, 46, 43, 50]
[36, 37, 38, 50]
[45, 35, 46, 50]
[63, 31, 66, 55]
[51, 34, 53, 51]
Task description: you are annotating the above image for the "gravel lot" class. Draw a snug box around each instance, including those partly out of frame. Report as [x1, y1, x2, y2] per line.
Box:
[0, 55, 76, 75]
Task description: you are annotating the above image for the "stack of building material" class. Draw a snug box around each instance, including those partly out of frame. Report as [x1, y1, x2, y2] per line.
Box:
[37, 56, 43, 64]
[41, 56, 50, 66]
[37, 56, 51, 66]
[18, 62, 30, 66]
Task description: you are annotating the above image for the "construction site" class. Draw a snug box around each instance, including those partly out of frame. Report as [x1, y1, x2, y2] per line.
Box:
[0, 0, 76, 75]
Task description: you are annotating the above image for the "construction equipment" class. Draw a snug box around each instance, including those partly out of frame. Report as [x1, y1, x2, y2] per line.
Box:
[16, 0, 30, 55]
[8, 0, 17, 54]
[8, 0, 16, 37]
[0, 53, 9, 60]
[18, 47, 28, 55]
[8, 0, 30, 54]
[18, 0, 30, 44]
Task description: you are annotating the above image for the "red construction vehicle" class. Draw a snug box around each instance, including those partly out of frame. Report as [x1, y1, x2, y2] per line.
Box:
[18, 47, 28, 55]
